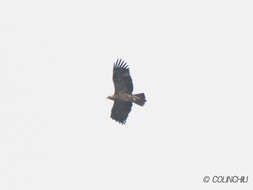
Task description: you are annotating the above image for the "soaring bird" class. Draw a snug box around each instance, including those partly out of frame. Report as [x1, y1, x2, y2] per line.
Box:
[107, 59, 146, 124]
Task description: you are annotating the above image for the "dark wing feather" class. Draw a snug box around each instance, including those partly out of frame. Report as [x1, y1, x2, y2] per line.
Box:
[111, 100, 132, 124]
[113, 59, 133, 94]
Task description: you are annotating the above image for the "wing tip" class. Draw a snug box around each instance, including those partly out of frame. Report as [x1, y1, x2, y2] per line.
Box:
[114, 58, 129, 70]
[110, 116, 127, 125]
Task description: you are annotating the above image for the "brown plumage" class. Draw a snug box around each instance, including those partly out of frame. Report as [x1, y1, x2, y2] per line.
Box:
[107, 59, 146, 124]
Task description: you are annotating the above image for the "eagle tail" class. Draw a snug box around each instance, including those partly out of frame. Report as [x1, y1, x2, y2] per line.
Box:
[133, 93, 146, 106]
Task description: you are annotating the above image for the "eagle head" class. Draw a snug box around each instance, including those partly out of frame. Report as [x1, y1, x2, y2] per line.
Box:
[107, 95, 114, 100]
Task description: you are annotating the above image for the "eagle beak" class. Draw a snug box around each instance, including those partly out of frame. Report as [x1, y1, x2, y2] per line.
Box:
[107, 96, 113, 100]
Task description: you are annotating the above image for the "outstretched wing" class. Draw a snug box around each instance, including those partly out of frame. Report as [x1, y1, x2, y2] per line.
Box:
[111, 100, 132, 124]
[113, 59, 133, 94]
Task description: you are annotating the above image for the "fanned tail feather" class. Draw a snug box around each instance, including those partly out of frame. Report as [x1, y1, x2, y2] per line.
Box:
[133, 93, 146, 106]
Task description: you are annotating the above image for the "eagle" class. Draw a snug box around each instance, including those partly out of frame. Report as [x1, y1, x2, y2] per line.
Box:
[107, 59, 146, 124]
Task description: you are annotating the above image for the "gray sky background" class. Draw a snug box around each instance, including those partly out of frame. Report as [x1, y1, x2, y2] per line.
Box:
[0, 0, 252, 189]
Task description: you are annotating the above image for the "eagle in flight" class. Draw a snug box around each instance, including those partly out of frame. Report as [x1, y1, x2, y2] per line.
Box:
[107, 59, 146, 124]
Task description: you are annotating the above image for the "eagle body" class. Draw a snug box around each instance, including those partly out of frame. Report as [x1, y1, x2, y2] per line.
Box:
[107, 59, 146, 124]
[108, 93, 132, 102]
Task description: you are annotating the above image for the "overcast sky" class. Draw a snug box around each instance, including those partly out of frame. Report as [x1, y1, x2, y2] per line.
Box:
[0, 0, 252, 189]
